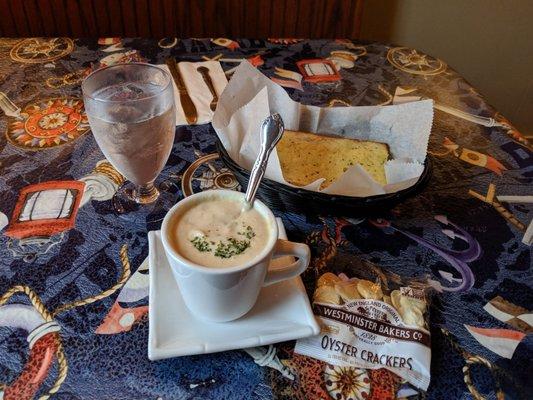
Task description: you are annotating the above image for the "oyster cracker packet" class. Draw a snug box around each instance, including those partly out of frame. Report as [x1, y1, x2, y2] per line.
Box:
[295, 265, 433, 392]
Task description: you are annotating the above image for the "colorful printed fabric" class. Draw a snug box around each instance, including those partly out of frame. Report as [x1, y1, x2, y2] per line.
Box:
[0, 38, 531, 399]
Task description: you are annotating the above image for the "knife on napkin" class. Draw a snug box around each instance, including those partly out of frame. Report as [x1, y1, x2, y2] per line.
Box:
[165, 59, 198, 125]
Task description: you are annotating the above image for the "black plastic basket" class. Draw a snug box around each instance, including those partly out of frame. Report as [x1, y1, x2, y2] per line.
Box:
[216, 139, 432, 217]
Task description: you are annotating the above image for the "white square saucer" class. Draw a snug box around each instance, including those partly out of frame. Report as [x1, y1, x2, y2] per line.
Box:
[148, 218, 320, 360]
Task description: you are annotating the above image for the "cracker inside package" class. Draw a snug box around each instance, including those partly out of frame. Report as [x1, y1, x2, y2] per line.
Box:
[295, 268, 433, 391]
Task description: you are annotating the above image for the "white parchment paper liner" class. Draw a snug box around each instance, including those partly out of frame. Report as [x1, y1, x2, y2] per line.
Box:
[212, 62, 434, 197]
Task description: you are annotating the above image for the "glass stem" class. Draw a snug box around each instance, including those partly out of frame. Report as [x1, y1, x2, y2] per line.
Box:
[135, 182, 159, 204]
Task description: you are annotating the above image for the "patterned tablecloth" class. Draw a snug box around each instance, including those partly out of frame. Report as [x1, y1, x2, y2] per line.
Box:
[0, 38, 531, 400]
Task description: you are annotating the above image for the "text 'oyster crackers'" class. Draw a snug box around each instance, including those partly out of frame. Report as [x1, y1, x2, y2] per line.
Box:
[295, 264, 433, 391]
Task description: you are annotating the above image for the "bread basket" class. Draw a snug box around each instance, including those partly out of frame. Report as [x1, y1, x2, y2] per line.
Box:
[216, 138, 432, 217]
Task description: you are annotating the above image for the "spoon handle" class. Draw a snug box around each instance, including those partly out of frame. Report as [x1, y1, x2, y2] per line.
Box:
[197, 66, 218, 112]
[245, 148, 270, 205]
[244, 114, 284, 206]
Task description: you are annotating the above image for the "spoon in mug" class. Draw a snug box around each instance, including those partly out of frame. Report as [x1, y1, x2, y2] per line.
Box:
[242, 113, 285, 211]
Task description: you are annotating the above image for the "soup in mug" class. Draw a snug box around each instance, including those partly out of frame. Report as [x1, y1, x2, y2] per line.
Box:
[169, 197, 272, 268]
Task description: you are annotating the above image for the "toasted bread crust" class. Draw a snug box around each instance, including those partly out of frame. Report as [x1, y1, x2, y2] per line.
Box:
[276, 130, 389, 188]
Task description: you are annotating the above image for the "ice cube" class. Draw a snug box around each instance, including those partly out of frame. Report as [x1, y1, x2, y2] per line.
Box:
[113, 122, 128, 134]
[108, 104, 145, 123]
[150, 71, 165, 86]
[125, 84, 144, 96]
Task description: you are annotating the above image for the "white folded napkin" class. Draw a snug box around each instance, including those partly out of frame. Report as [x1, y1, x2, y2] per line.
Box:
[159, 61, 227, 126]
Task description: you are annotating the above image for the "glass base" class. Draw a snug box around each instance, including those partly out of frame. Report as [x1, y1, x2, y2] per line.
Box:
[112, 181, 160, 214]
[128, 182, 160, 204]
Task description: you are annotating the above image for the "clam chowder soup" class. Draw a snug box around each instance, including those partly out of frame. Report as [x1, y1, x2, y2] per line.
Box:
[170, 198, 271, 268]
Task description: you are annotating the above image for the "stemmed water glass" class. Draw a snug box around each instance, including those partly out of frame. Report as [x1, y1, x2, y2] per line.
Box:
[82, 63, 175, 206]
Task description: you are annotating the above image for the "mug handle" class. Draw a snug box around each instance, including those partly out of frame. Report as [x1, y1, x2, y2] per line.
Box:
[263, 239, 310, 287]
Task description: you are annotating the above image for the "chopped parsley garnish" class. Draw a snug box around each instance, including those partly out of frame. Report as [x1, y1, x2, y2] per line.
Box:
[190, 226, 256, 258]
[238, 225, 256, 239]
[190, 236, 211, 252]
[214, 238, 251, 258]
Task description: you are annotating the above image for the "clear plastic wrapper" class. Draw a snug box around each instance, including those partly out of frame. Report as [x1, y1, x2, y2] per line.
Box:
[295, 262, 433, 392]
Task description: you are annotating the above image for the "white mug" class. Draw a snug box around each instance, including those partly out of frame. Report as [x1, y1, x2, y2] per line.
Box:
[161, 189, 311, 322]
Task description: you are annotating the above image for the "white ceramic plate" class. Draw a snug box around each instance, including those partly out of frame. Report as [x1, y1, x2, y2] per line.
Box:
[148, 218, 319, 360]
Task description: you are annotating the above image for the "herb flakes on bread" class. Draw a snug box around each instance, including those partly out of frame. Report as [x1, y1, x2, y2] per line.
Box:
[276, 130, 389, 188]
